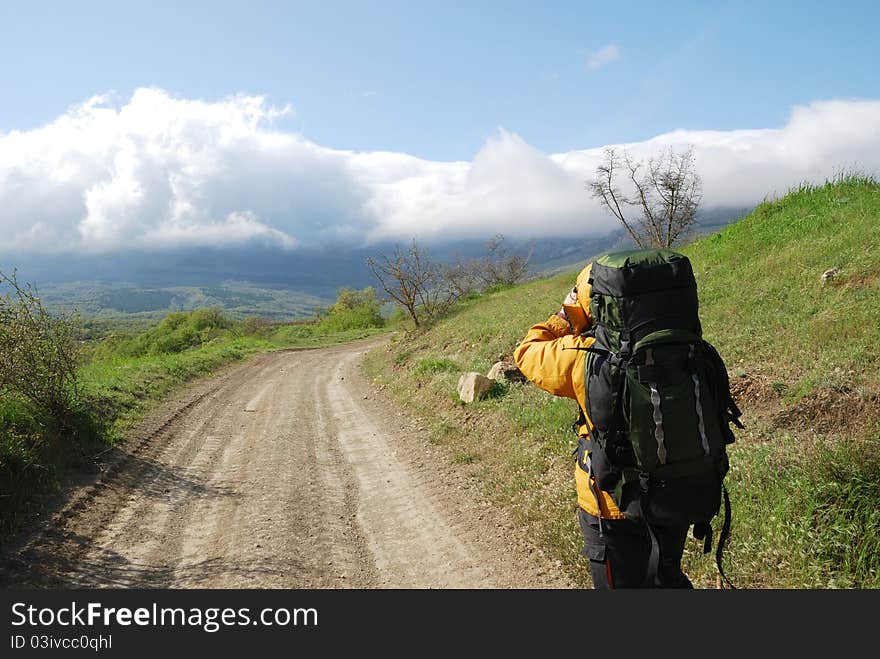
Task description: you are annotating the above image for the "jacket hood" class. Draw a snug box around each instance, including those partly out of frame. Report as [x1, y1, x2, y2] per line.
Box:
[576, 263, 593, 313]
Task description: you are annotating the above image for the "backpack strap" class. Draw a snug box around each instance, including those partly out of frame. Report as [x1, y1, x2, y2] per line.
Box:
[702, 341, 745, 434]
[571, 407, 607, 538]
[693, 484, 736, 589]
[586, 457, 607, 538]
[637, 474, 662, 587]
[716, 485, 736, 589]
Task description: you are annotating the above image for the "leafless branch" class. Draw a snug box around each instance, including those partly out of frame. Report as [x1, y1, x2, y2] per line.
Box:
[588, 145, 702, 248]
[366, 240, 455, 327]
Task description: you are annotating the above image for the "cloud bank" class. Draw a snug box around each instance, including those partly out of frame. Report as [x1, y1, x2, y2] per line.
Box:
[1, 89, 879, 253]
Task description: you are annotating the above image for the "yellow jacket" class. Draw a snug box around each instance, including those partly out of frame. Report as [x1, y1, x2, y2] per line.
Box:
[513, 264, 627, 520]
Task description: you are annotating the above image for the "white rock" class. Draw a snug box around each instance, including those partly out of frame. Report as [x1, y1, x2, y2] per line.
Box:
[487, 360, 526, 382]
[821, 267, 840, 284]
[457, 372, 494, 403]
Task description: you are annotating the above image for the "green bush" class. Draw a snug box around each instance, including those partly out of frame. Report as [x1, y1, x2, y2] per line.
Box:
[237, 316, 275, 337]
[100, 307, 233, 358]
[0, 270, 80, 417]
[315, 288, 385, 333]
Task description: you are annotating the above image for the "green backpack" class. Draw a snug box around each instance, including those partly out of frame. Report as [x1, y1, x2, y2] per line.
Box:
[577, 248, 743, 586]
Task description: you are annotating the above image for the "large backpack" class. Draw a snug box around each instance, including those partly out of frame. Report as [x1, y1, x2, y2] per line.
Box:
[576, 248, 743, 587]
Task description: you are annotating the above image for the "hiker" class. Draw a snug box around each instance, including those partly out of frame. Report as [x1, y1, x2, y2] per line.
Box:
[514, 249, 741, 589]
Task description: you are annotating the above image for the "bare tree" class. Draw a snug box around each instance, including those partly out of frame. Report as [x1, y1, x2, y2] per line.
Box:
[589, 146, 702, 248]
[366, 240, 454, 327]
[441, 254, 482, 299]
[476, 234, 532, 288]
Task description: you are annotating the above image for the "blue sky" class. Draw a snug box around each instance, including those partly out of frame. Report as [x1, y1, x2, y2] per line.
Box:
[2, 0, 877, 160]
[1, 1, 879, 253]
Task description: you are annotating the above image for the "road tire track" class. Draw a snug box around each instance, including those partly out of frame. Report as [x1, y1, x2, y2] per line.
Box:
[0, 338, 574, 589]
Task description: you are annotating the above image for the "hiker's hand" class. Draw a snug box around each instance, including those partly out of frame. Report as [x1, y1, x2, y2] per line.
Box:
[561, 286, 590, 334]
[557, 287, 578, 323]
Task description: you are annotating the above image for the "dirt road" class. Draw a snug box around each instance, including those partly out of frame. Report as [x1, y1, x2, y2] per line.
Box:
[0, 338, 574, 589]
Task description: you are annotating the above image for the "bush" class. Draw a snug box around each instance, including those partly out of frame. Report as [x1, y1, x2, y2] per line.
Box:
[0, 270, 80, 417]
[110, 307, 233, 357]
[237, 316, 275, 337]
[316, 288, 385, 332]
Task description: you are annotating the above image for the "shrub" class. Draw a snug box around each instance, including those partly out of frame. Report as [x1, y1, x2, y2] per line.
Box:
[0, 270, 80, 417]
[113, 307, 233, 357]
[316, 288, 385, 332]
[238, 316, 275, 337]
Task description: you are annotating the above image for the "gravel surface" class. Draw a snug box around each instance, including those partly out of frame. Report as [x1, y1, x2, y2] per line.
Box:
[0, 337, 574, 589]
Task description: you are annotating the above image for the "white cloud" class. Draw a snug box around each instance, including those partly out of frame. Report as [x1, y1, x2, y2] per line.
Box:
[1, 89, 879, 253]
[352, 130, 612, 242]
[587, 44, 620, 71]
[0, 88, 372, 252]
[553, 99, 880, 211]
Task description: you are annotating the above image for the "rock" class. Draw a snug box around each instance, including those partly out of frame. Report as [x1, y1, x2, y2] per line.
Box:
[487, 360, 526, 383]
[821, 267, 840, 284]
[457, 372, 494, 403]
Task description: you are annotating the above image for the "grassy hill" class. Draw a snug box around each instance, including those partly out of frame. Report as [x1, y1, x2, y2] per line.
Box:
[364, 174, 880, 588]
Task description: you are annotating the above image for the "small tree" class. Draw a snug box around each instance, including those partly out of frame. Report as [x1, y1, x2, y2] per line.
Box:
[0, 270, 80, 418]
[478, 234, 532, 287]
[441, 254, 482, 299]
[447, 234, 533, 293]
[366, 241, 454, 328]
[589, 146, 702, 248]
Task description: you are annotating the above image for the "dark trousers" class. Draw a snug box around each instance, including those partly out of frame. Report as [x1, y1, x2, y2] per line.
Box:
[577, 508, 693, 589]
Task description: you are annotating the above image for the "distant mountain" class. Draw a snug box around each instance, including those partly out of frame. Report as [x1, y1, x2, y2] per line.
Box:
[2, 205, 750, 319]
[523, 205, 754, 277]
[32, 280, 329, 322]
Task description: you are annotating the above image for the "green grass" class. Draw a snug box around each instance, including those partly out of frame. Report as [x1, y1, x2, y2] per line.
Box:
[721, 434, 880, 588]
[687, 174, 880, 394]
[414, 357, 461, 376]
[364, 174, 880, 589]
